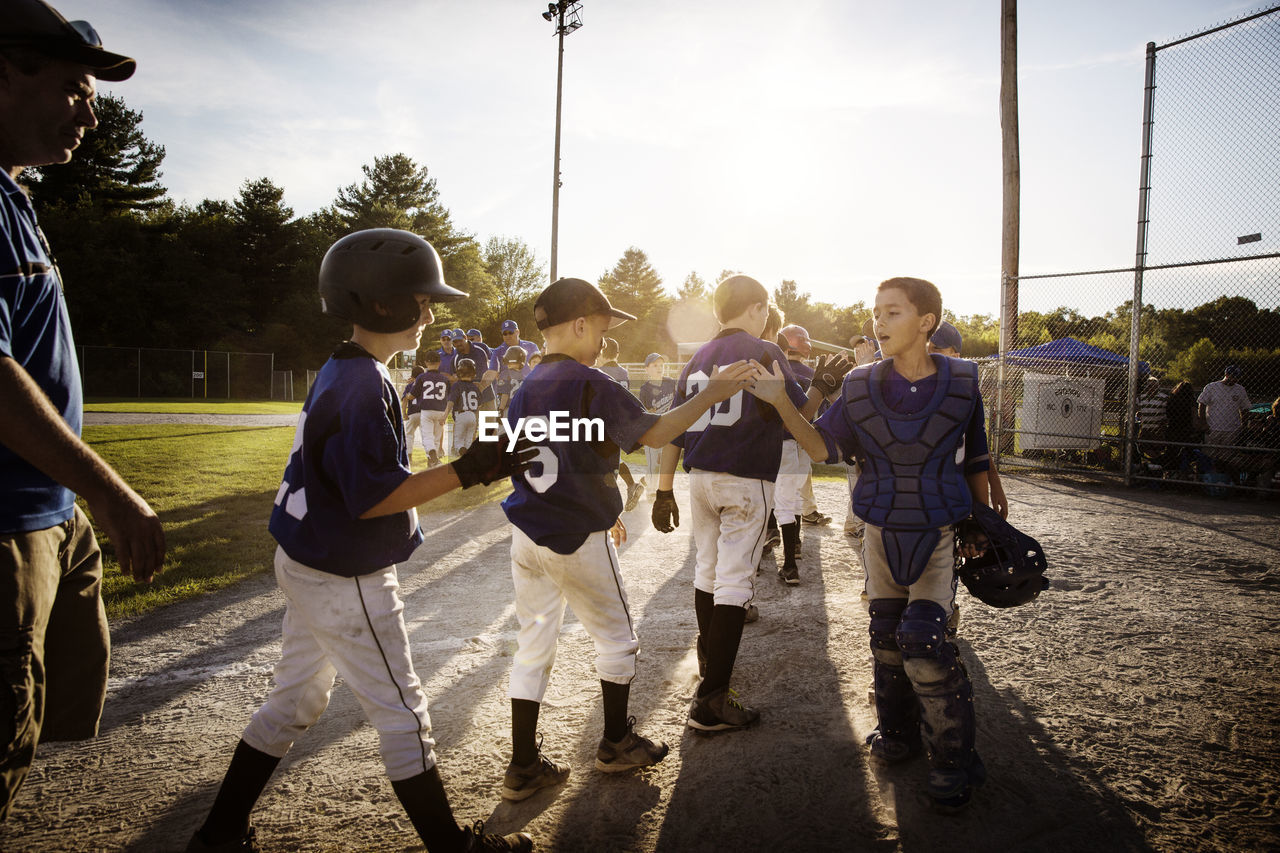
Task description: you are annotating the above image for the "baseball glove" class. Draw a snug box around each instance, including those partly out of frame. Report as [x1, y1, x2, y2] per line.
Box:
[811, 353, 854, 397]
[651, 488, 680, 533]
[453, 436, 537, 488]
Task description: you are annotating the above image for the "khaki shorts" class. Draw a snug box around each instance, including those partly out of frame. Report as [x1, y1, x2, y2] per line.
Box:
[0, 505, 109, 820]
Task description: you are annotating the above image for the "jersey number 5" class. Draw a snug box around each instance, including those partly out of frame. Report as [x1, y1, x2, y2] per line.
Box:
[686, 370, 743, 431]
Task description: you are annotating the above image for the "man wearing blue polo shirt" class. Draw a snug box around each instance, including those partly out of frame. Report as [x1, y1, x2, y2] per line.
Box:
[0, 0, 165, 819]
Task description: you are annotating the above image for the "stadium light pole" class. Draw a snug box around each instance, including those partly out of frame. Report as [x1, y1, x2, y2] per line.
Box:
[542, 1, 584, 283]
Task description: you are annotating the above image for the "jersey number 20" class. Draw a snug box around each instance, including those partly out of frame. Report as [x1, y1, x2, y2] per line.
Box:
[686, 370, 743, 431]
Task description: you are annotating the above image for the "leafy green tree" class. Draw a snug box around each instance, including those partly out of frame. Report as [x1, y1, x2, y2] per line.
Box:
[677, 271, 709, 303]
[478, 236, 543, 335]
[29, 94, 166, 214]
[598, 247, 672, 359]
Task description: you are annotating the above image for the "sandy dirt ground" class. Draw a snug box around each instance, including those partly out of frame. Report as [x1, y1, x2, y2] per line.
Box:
[2, 472, 1277, 853]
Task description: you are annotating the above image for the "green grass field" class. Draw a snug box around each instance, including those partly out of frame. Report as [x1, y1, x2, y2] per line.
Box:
[85, 424, 509, 620]
[85, 399, 303, 414]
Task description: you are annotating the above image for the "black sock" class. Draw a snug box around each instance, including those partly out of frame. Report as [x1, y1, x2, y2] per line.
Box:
[196, 740, 281, 844]
[768, 510, 779, 534]
[511, 698, 541, 766]
[601, 680, 631, 742]
[390, 765, 466, 853]
[781, 521, 800, 567]
[698, 604, 747, 697]
[695, 588, 714, 637]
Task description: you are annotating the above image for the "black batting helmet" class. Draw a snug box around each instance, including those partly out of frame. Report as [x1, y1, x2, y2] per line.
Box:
[956, 504, 1049, 608]
[319, 229, 467, 334]
[455, 358, 477, 380]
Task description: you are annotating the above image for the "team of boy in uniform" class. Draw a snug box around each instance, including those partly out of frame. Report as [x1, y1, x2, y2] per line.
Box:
[0, 8, 1012, 844]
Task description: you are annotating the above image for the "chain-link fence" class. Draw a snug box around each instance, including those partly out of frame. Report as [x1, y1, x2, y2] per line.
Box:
[79, 346, 280, 400]
[994, 6, 1280, 497]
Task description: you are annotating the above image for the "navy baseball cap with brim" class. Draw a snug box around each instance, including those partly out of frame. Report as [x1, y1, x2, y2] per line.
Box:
[440, 330, 452, 339]
[467, 328, 482, 338]
[644, 352, 666, 366]
[1, 0, 136, 81]
[1225, 365, 1242, 377]
[930, 321, 963, 353]
[534, 277, 635, 330]
[501, 320, 519, 333]
[450, 329, 466, 341]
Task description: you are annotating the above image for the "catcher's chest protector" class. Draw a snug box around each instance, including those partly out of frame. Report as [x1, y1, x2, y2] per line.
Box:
[848, 356, 978, 584]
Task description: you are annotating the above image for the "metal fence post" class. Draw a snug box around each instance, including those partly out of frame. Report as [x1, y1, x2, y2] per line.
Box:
[1125, 41, 1158, 487]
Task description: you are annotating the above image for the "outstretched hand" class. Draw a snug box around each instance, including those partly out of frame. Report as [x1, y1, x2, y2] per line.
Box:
[652, 488, 679, 533]
[454, 436, 537, 488]
[704, 360, 755, 403]
[811, 352, 853, 397]
[745, 359, 788, 406]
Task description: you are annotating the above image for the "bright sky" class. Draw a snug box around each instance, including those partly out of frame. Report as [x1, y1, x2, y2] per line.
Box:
[59, 0, 1262, 318]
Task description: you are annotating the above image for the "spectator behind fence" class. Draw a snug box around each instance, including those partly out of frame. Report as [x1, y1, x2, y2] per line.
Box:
[1166, 381, 1207, 478]
[1198, 366, 1250, 473]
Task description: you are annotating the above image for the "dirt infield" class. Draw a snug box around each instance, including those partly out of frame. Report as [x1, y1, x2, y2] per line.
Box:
[2, 474, 1277, 852]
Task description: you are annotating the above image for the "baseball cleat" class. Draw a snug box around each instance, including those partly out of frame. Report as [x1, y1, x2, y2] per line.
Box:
[624, 479, 645, 512]
[743, 603, 759, 624]
[500, 750, 570, 801]
[595, 716, 669, 772]
[927, 755, 987, 813]
[687, 687, 760, 732]
[462, 820, 534, 852]
[185, 827, 260, 852]
[777, 563, 799, 585]
[865, 728, 921, 765]
[801, 510, 832, 526]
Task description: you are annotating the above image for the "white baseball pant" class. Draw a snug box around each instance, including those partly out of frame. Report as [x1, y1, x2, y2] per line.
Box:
[422, 410, 447, 456]
[508, 527, 639, 702]
[690, 470, 773, 608]
[404, 412, 422, 456]
[241, 547, 437, 782]
[451, 411, 477, 455]
[773, 438, 808, 525]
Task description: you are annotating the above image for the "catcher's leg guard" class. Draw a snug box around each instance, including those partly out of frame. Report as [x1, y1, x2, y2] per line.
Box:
[896, 600, 984, 807]
[865, 598, 919, 763]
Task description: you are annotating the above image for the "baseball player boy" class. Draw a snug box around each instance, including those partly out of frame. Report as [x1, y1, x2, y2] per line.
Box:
[405, 350, 451, 466]
[597, 337, 645, 511]
[497, 277, 755, 801]
[444, 358, 482, 457]
[636, 353, 677, 480]
[188, 229, 533, 853]
[772, 324, 819, 585]
[752, 276, 993, 811]
[651, 275, 849, 731]
[492, 346, 529, 415]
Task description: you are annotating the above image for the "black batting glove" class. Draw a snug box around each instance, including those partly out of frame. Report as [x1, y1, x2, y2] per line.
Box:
[811, 353, 853, 397]
[453, 436, 536, 488]
[652, 488, 680, 533]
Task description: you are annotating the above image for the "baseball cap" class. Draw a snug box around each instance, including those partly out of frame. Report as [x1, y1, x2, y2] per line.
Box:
[1, 0, 135, 81]
[534, 277, 636, 330]
[450, 329, 466, 341]
[1225, 364, 1242, 377]
[440, 329, 452, 339]
[467, 328, 482, 338]
[930, 321, 963, 353]
[644, 352, 666, 366]
[501, 320, 519, 333]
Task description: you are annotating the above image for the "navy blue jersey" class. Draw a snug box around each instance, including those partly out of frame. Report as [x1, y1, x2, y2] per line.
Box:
[406, 370, 449, 413]
[491, 340, 541, 372]
[599, 361, 630, 389]
[502, 354, 659, 554]
[447, 380, 482, 417]
[815, 359, 990, 474]
[783, 358, 815, 439]
[638, 377, 678, 413]
[672, 330, 808, 481]
[492, 365, 530, 402]
[437, 347, 458, 376]
[269, 346, 423, 577]
[454, 342, 490, 374]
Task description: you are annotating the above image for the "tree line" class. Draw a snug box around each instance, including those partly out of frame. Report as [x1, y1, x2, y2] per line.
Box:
[28, 95, 1278, 398]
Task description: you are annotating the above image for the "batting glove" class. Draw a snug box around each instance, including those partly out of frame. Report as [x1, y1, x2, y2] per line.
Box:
[652, 488, 679, 533]
[453, 436, 537, 488]
[811, 353, 853, 397]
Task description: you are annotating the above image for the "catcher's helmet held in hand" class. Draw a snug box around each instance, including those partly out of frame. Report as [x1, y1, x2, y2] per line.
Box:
[319, 229, 467, 333]
[955, 503, 1049, 608]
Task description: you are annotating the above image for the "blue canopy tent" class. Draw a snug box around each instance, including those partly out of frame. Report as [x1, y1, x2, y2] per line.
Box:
[992, 337, 1149, 375]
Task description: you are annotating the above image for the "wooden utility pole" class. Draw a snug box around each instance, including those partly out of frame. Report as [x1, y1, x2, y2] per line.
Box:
[1000, 0, 1019, 353]
[997, 0, 1020, 458]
